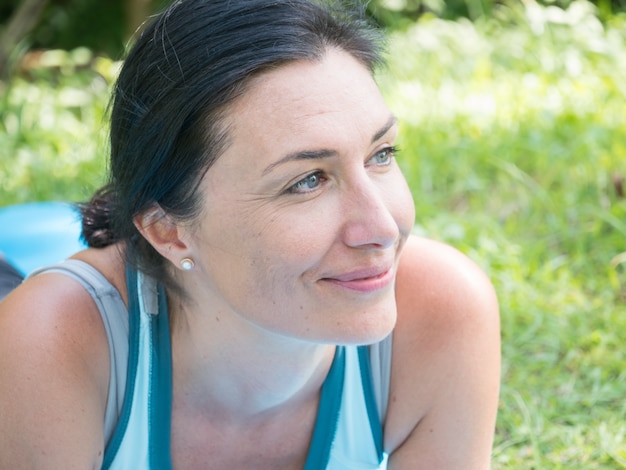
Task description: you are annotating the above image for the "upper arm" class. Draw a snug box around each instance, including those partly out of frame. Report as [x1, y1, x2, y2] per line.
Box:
[0, 273, 110, 469]
[385, 235, 501, 469]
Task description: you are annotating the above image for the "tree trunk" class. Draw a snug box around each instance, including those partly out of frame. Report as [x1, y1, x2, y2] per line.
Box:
[0, 0, 50, 81]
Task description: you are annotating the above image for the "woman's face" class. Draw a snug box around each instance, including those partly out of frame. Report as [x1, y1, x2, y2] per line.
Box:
[186, 49, 415, 345]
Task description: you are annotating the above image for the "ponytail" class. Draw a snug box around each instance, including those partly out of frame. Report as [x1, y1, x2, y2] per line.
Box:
[79, 186, 117, 248]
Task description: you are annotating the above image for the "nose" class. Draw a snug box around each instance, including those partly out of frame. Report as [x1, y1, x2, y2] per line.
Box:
[341, 177, 400, 250]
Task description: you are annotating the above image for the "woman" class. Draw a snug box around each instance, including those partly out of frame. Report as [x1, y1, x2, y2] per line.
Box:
[0, 0, 500, 468]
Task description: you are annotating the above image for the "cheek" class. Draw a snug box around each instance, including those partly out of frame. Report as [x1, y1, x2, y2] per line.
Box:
[400, 182, 416, 231]
[384, 170, 416, 235]
[252, 210, 331, 274]
[212, 205, 330, 286]
[227, 229, 326, 320]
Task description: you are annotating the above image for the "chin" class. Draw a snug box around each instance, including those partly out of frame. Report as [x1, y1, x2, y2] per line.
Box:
[331, 303, 397, 346]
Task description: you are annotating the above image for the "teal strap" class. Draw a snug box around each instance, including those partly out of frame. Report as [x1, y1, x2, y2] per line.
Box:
[358, 345, 385, 462]
[102, 265, 142, 469]
[148, 282, 174, 468]
[303, 346, 346, 470]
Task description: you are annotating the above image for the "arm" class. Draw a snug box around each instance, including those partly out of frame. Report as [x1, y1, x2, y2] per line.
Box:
[385, 236, 501, 469]
[0, 273, 110, 469]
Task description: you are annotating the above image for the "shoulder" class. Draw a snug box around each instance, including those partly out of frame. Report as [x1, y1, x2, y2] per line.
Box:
[395, 235, 499, 325]
[0, 245, 125, 467]
[384, 235, 500, 468]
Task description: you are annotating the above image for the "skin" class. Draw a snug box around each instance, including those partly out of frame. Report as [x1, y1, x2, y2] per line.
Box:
[0, 49, 500, 469]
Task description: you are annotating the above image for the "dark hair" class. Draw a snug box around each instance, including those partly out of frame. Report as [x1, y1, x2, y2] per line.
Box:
[81, 0, 384, 284]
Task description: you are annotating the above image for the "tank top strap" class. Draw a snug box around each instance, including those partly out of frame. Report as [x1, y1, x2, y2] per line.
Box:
[368, 333, 393, 424]
[29, 259, 129, 446]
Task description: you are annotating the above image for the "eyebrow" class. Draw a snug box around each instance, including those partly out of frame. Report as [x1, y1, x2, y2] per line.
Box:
[372, 114, 398, 144]
[262, 114, 398, 176]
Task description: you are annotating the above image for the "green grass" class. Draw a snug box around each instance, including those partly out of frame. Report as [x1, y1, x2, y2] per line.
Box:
[378, 1, 626, 467]
[1, 1, 625, 467]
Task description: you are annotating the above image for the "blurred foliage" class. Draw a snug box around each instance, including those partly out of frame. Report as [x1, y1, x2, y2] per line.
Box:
[367, 0, 626, 26]
[0, 0, 174, 59]
[1, 0, 624, 60]
[375, 1, 626, 466]
[0, 47, 118, 203]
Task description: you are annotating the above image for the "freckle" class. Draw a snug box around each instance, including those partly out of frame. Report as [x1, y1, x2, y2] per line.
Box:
[215, 316, 220, 322]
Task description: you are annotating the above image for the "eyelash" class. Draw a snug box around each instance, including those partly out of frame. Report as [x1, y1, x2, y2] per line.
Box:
[286, 171, 327, 194]
[285, 146, 399, 195]
[366, 146, 399, 166]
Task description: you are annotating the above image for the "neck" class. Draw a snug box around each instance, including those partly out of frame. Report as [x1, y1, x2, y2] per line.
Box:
[168, 297, 336, 421]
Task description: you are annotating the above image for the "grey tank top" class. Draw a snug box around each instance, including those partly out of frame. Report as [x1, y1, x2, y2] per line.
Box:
[30, 260, 129, 444]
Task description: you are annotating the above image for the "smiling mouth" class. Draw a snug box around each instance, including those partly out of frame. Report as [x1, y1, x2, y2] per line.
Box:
[321, 267, 395, 293]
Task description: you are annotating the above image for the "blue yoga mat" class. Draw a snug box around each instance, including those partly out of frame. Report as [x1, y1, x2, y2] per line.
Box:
[0, 201, 86, 276]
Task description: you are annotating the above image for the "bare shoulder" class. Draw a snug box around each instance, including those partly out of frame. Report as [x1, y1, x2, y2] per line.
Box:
[385, 235, 501, 469]
[395, 235, 499, 321]
[0, 245, 125, 468]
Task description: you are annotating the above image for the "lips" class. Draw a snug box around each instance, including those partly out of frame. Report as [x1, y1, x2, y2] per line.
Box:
[321, 265, 395, 293]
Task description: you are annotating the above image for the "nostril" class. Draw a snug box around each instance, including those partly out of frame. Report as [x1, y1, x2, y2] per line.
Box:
[340, 171, 409, 250]
[341, 208, 399, 250]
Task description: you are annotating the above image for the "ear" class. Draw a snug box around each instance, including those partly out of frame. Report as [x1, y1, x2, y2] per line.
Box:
[133, 206, 191, 267]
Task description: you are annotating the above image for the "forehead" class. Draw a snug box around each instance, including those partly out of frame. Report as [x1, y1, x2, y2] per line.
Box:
[200, 49, 393, 196]
[223, 49, 390, 148]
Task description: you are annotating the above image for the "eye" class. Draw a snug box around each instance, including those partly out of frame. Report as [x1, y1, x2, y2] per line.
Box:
[287, 171, 326, 194]
[366, 146, 398, 167]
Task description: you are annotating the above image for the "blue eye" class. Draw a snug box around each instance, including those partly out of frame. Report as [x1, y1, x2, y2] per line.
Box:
[367, 147, 397, 166]
[288, 171, 324, 194]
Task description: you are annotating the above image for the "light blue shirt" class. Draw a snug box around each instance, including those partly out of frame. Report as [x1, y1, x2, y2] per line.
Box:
[34, 261, 391, 469]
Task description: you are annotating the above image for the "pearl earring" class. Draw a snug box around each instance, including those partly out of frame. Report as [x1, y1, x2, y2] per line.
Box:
[180, 258, 195, 271]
